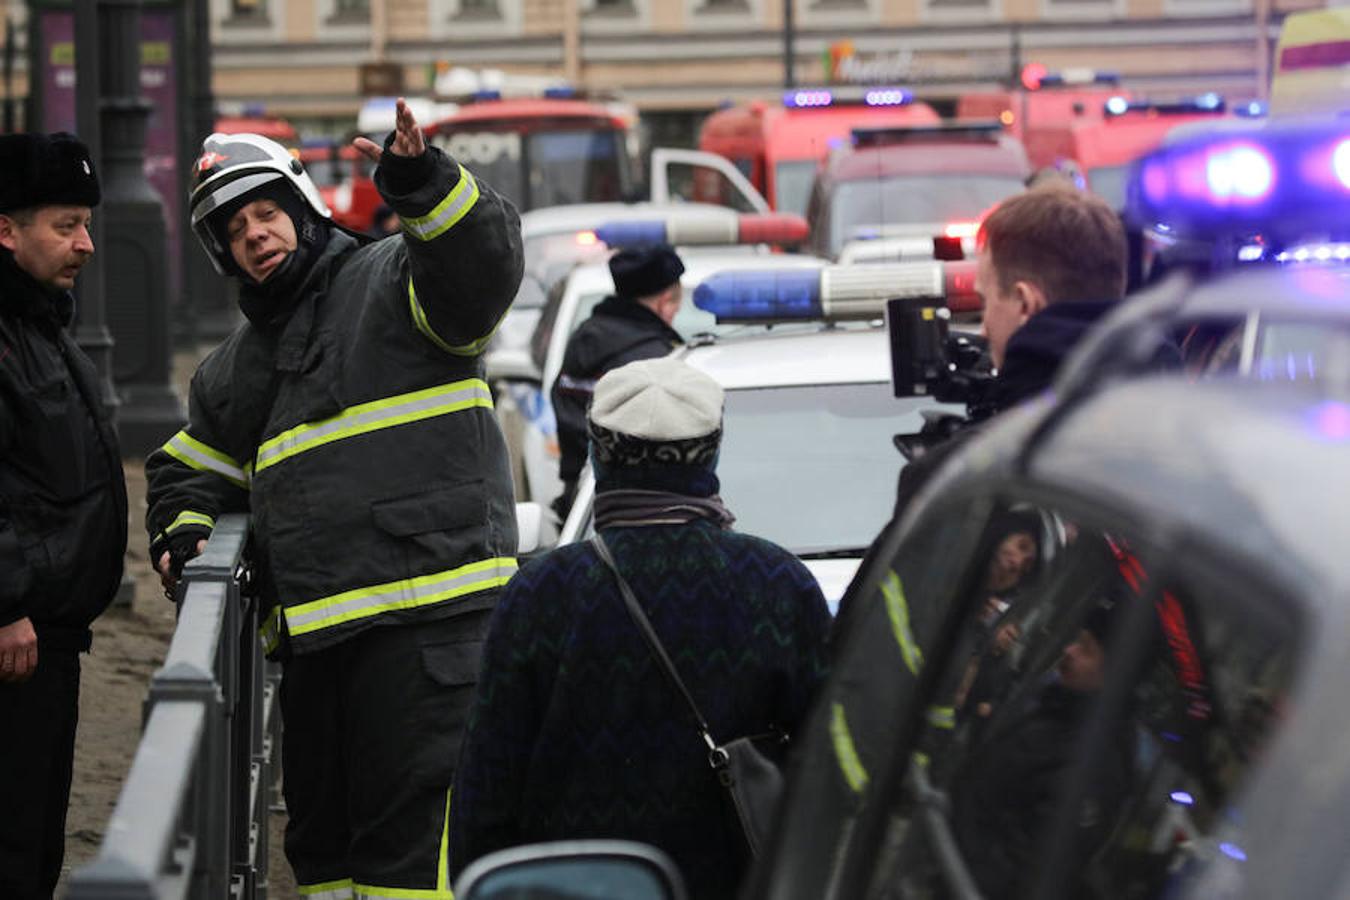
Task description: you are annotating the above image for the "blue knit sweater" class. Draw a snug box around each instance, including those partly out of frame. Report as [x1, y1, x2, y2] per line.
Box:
[449, 520, 831, 898]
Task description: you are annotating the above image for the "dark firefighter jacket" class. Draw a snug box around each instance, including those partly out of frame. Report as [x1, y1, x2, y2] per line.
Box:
[0, 249, 127, 651]
[551, 296, 682, 484]
[144, 147, 524, 658]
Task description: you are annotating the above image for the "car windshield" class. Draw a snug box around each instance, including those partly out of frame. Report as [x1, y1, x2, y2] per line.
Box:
[448, 129, 629, 212]
[775, 160, 820, 216]
[717, 382, 905, 555]
[569, 290, 724, 340]
[828, 174, 1025, 255]
[1087, 164, 1129, 210]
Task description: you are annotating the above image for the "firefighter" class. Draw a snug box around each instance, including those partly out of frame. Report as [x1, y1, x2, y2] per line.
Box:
[145, 99, 523, 898]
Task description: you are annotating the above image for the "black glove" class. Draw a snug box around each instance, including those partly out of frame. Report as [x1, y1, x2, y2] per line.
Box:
[165, 529, 209, 579]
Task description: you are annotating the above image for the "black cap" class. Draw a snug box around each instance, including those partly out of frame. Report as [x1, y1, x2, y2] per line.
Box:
[0, 132, 100, 214]
[608, 243, 684, 300]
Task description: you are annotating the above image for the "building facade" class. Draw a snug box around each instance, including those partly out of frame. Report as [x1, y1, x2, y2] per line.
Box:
[1, 0, 1324, 139]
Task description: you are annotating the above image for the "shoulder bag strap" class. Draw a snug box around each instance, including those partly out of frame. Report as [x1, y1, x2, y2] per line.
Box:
[590, 535, 721, 755]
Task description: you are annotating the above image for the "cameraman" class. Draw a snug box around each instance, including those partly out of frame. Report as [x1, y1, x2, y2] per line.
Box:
[833, 186, 1127, 645]
[894, 184, 1128, 514]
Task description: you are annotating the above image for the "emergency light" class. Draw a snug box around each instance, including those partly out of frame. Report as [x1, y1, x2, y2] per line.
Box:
[851, 121, 1003, 148]
[1105, 94, 1227, 118]
[782, 86, 914, 109]
[1126, 116, 1350, 243]
[594, 213, 809, 248]
[692, 261, 980, 324]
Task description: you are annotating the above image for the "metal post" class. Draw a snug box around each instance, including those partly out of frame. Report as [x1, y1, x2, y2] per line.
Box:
[99, 0, 186, 457]
[3, 17, 15, 133]
[783, 0, 795, 90]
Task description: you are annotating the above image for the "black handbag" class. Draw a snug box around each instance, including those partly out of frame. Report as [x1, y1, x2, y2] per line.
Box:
[590, 535, 785, 857]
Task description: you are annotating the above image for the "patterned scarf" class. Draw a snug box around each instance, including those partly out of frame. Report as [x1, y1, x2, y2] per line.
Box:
[594, 488, 735, 530]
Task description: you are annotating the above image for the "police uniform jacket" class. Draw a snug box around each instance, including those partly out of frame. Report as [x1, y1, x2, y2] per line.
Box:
[0, 250, 127, 651]
[145, 147, 524, 658]
[551, 296, 682, 484]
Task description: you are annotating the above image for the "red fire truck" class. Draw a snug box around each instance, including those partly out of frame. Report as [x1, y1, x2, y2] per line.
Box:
[698, 87, 941, 215]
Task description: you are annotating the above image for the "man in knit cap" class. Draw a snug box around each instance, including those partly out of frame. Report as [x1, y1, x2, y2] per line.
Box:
[0, 132, 127, 899]
[451, 356, 830, 898]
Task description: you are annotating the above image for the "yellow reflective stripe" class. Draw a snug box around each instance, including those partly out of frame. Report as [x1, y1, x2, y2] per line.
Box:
[299, 879, 353, 899]
[167, 510, 215, 534]
[401, 164, 479, 241]
[260, 605, 282, 655]
[438, 788, 452, 893]
[408, 279, 505, 357]
[353, 885, 452, 899]
[254, 379, 493, 474]
[926, 705, 956, 730]
[285, 557, 518, 637]
[830, 702, 869, 794]
[161, 430, 249, 488]
[881, 570, 923, 675]
[913, 751, 930, 771]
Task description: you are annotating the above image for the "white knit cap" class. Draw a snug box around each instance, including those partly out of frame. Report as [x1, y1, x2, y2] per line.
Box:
[589, 357, 723, 441]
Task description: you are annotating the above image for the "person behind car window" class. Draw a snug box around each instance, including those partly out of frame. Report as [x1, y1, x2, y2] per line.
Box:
[450, 356, 831, 899]
[551, 242, 686, 520]
[948, 596, 1134, 899]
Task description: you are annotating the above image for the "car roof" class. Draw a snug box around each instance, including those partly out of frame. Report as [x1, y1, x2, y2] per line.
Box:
[823, 140, 1030, 182]
[520, 202, 738, 240]
[681, 326, 893, 390]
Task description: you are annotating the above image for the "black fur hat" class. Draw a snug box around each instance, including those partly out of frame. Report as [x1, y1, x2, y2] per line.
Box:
[0, 132, 101, 214]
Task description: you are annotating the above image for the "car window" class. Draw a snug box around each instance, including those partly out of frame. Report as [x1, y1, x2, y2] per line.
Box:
[856, 505, 1302, 900]
[826, 174, 1025, 256]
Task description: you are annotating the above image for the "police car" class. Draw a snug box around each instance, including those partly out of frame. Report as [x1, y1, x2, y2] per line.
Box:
[498, 213, 825, 509]
[480, 117, 1350, 900]
[538, 258, 978, 610]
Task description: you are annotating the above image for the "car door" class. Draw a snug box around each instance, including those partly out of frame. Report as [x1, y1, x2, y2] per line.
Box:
[648, 147, 771, 213]
[751, 491, 1305, 900]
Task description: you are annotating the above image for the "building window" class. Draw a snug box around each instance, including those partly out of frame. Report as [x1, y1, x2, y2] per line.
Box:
[229, 0, 268, 21]
[923, 0, 995, 19]
[454, 0, 502, 18]
[588, 0, 638, 16]
[699, 0, 750, 10]
[327, 0, 369, 23]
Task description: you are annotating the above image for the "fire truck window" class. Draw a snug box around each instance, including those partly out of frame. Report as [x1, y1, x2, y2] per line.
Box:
[860, 508, 1302, 900]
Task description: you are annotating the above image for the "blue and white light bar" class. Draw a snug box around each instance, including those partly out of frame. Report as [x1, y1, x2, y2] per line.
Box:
[595, 213, 809, 248]
[1126, 116, 1350, 243]
[1106, 93, 1226, 118]
[783, 86, 914, 109]
[693, 261, 980, 324]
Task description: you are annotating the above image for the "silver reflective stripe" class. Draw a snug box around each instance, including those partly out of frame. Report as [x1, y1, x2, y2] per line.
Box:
[253, 379, 493, 474]
[401, 165, 479, 241]
[161, 430, 249, 488]
[298, 880, 353, 900]
[285, 557, 518, 637]
[353, 885, 451, 899]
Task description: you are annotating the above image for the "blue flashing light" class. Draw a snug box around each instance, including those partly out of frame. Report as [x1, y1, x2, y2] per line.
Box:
[1219, 842, 1248, 863]
[1205, 143, 1275, 204]
[864, 88, 912, 107]
[1237, 100, 1268, 118]
[1169, 791, 1195, 806]
[784, 89, 834, 109]
[693, 270, 822, 323]
[1195, 91, 1223, 111]
[1309, 401, 1350, 442]
[1333, 139, 1350, 189]
[543, 85, 577, 99]
[1105, 96, 1130, 116]
[471, 89, 503, 102]
[594, 221, 667, 247]
[1237, 244, 1265, 262]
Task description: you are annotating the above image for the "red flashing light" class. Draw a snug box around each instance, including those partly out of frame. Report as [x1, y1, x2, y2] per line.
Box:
[943, 260, 981, 312]
[944, 221, 980, 239]
[736, 213, 810, 245]
[1021, 62, 1048, 92]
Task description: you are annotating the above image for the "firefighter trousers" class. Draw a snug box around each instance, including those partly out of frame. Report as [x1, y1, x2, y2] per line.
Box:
[280, 610, 491, 899]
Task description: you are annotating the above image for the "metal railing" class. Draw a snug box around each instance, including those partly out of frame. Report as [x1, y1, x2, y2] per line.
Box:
[69, 515, 280, 900]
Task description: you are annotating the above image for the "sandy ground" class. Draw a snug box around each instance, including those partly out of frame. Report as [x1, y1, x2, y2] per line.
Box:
[55, 347, 298, 899]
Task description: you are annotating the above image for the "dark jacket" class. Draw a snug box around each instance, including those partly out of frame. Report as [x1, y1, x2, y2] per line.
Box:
[449, 519, 831, 899]
[551, 296, 683, 484]
[0, 250, 127, 651]
[144, 146, 524, 657]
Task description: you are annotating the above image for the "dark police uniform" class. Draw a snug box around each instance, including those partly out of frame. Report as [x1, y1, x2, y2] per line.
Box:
[0, 133, 127, 900]
[551, 244, 684, 514]
[145, 137, 522, 898]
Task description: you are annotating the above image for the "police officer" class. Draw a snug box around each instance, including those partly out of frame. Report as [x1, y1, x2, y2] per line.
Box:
[0, 132, 128, 900]
[551, 242, 685, 518]
[145, 99, 523, 897]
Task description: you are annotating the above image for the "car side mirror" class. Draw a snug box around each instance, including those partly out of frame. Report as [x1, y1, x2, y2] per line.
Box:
[515, 501, 559, 557]
[455, 840, 687, 900]
[487, 347, 543, 385]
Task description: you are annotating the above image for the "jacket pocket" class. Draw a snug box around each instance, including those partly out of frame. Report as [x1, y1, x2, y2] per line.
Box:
[371, 480, 486, 537]
[24, 372, 92, 501]
[419, 640, 485, 688]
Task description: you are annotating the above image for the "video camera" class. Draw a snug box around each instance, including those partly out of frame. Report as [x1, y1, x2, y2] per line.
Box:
[886, 296, 997, 460]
